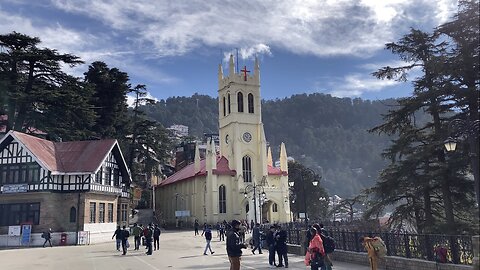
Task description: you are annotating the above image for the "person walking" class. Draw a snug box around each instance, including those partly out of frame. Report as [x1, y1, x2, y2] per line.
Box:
[226, 220, 247, 270]
[42, 228, 53, 248]
[266, 225, 277, 268]
[275, 225, 288, 268]
[132, 223, 142, 250]
[145, 224, 154, 255]
[203, 225, 215, 255]
[315, 224, 333, 270]
[112, 225, 122, 251]
[153, 224, 161, 251]
[120, 225, 130, 255]
[194, 219, 200, 236]
[306, 227, 325, 270]
[251, 223, 263, 254]
[360, 236, 380, 270]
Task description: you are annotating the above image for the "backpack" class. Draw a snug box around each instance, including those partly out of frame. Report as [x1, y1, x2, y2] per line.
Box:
[41, 232, 46, 239]
[371, 237, 387, 258]
[321, 235, 336, 254]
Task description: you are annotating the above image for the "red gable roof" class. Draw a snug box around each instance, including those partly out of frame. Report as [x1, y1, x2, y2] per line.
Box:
[268, 165, 288, 176]
[6, 131, 118, 174]
[159, 156, 236, 187]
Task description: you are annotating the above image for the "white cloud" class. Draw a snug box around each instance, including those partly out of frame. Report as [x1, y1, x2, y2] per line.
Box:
[126, 92, 159, 108]
[326, 73, 400, 97]
[47, 0, 458, 58]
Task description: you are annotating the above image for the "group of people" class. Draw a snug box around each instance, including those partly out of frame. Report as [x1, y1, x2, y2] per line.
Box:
[225, 220, 289, 270]
[304, 223, 333, 270]
[112, 223, 161, 256]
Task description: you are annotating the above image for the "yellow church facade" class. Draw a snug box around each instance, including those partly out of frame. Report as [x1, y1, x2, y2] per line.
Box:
[155, 56, 291, 226]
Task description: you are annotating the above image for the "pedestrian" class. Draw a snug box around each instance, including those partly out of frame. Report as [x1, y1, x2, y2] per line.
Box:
[305, 227, 325, 270]
[203, 225, 215, 255]
[266, 225, 277, 267]
[315, 224, 333, 270]
[239, 222, 246, 243]
[42, 228, 53, 248]
[226, 220, 247, 270]
[143, 225, 150, 250]
[153, 224, 161, 251]
[194, 219, 200, 236]
[250, 220, 254, 233]
[120, 225, 130, 255]
[145, 224, 153, 255]
[132, 223, 142, 250]
[275, 224, 288, 268]
[219, 223, 226, 241]
[112, 225, 122, 251]
[360, 236, 383, 270]
[251, 223, 263, 254]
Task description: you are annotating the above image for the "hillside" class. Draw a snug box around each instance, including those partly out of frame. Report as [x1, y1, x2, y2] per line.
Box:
[143, 93, 394, 197]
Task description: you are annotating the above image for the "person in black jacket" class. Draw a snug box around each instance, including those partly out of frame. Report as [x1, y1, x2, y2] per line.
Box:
[120, 225, 130, 255]
[145, 224, 154, 255]
[112, 226, 122, 251]
[275, 224, 288, 268]
[153, 224, 161, 251]
[226, 220, 247, 270]
[266, 225, 277, 267]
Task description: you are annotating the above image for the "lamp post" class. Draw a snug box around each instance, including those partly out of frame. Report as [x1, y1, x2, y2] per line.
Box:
[288, 167, 320, 226]
[444, 118, 480, 207]
[244, 183, 266, 224]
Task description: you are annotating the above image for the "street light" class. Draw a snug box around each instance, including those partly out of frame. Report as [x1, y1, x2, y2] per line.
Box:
[288, 167, 321, 226]
[444, 118, 480, 207]
[244, 183, 266, 224]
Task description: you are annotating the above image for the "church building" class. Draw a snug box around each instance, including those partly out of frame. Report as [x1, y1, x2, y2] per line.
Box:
[155, 56, 290, 226]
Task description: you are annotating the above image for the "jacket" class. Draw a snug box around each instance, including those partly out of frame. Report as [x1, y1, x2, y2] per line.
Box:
[132, 226, 142, 237]
[226, 229, 244, 257]
[266, 231, 275, 246]
[252, 227, 261, 240]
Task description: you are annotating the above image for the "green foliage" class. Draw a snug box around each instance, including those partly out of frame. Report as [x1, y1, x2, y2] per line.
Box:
[288, 161, 329, 221]
[367, 1, 479, 234]
[142, 93, 393, 198]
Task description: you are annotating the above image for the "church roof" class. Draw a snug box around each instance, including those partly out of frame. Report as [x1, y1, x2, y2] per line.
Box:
[158, 156, 236, 187]
[0, 131, 131, 181]
[267, 165, 288, 176]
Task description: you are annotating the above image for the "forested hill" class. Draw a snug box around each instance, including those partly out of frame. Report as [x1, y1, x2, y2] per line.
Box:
[143, 93, 395, 197]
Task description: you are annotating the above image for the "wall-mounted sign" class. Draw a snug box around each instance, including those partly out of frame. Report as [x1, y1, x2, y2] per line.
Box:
[8, 226, 21, 236]
[175, 210, 191, 217]
[2, 184, 28, 193]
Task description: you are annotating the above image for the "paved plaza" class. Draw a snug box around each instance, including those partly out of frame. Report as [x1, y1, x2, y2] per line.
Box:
[0, 231, 371, 270]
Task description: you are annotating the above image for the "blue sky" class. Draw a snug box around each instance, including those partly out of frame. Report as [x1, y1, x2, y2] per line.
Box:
[0, 0, 459, 102]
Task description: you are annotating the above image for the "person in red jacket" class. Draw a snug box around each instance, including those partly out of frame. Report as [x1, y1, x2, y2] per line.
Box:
[306, 227, 325, 270]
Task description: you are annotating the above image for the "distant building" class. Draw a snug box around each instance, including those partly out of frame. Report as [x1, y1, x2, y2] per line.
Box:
[167, 124, 189, 139]
[0, 131, 132, 246]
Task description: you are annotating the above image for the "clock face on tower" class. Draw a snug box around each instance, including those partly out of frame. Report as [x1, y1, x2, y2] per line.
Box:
[242, 132, 252, 143]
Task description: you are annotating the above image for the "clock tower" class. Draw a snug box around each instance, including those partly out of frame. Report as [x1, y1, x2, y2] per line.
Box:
[218, 55, 268, 186]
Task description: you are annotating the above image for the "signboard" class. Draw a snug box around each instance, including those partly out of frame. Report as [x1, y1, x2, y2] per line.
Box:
[78, 231, 89, 245]
[175, 210, 191, 217]
[8, 226, 21, 236]
[2, 184, 28, 193]
[299, 213, 306, 219]
[21, 224, 32, 246]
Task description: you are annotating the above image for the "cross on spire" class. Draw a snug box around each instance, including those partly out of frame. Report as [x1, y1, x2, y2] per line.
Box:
[241, 66, 250, 81]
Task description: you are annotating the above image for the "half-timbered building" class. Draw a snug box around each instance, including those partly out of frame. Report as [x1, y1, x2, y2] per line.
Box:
[0, 131, 131, 246]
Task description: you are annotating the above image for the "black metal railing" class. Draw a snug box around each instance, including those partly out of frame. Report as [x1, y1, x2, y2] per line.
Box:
[263, 226, 474, 265]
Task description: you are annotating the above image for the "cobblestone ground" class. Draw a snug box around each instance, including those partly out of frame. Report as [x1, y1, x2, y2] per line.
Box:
[0, 231, 371, 270]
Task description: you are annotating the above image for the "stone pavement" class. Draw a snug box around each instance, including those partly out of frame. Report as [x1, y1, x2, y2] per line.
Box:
[0, 230, 371, 270]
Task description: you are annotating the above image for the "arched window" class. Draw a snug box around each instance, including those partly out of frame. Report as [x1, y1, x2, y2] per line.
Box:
[245, 204, 249, 214]
[237, 92, 244, 112]
[242, 156, 252, 182]
[223, 96, 226, 116]
[70, 207, 77, 223]
[248, 93, 254, 113]
[272, 203, 278, 213]
[219, 185, 226, 213]
[228, 93, 231, 114]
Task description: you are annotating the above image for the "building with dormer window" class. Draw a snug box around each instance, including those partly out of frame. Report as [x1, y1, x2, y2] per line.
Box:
[0, 131, 131, 246]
